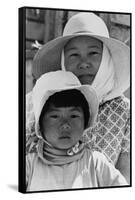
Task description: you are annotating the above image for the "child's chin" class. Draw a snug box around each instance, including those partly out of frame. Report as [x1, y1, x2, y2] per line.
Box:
[57, 140, 73, 150]
[58, 144, 73, 150]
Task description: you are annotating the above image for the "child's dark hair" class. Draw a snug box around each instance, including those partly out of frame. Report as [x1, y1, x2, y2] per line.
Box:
[39, 89, 90, 129]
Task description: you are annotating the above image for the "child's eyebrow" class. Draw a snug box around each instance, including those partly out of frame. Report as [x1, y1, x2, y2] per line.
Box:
[69, 107, 82, 112]
[47, 108, 60, 112]
[47, 107, 82, 112]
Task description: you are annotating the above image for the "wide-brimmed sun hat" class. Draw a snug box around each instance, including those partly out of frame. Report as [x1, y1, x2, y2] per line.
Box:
[32, 12, 130, 93]
[32, 71, 99, 134]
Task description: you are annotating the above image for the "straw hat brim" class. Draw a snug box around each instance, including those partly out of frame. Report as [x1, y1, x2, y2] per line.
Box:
[33, 33, 130, 93]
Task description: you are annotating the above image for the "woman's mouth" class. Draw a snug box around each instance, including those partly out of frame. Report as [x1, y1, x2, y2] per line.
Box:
[78, 74, 94, 84]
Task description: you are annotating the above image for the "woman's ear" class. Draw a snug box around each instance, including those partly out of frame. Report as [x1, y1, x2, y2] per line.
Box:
[32, 73, 37, 86]
[61, 50, 66, 71]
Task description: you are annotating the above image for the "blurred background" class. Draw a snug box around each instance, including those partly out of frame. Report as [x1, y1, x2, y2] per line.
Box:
[25, 8, 130, 98]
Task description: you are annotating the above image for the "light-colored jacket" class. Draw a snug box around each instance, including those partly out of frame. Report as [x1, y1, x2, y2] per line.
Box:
[26, 148, 128, 192]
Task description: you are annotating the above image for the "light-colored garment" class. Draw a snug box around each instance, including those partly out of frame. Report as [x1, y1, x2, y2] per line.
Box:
[26, 147, 127, 192]
[26, 92, 130, 165]
[92, 45, 115, 102]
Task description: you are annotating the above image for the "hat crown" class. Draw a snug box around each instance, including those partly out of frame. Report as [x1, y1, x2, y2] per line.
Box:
[34, 71, 81, 93]
[63, 12, 109, 38]
[33, 71, 82, 124]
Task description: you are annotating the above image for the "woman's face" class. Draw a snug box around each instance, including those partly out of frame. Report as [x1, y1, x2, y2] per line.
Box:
[64, 36, 103, 84]
[41, 105, 85, 150]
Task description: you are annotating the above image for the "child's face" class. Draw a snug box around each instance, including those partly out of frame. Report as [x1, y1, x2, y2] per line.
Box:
[41, 105, 85, 150]
[64, 36, 103, 84]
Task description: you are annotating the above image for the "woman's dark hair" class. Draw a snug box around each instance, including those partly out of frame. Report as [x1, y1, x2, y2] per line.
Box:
[39, 89, 90, 129]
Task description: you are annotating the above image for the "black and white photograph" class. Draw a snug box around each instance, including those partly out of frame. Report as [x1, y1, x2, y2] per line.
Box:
[19, 6, 131, 193]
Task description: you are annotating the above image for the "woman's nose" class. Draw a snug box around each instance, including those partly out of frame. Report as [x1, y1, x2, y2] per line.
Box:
[79, 62, 90, 69]
[78, 58, 91, 69]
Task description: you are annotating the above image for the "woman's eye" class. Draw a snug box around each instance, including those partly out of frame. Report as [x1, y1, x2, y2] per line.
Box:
[70, 53, 79, 57]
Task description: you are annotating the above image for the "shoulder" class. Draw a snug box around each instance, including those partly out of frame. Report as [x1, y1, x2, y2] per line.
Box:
[91, 151, 128, 186]
[26, 91, 32, 102]
[26, 153, 37, 171]
[99, 96, 130, 119]
[91, 151, 109, 165]
[89, 151, 119, 177]
[26, 152, 38, 168]
[26, 152, 38, 186]
[26, 91, 33, 112]
[26, 91, 35, 133]
[84, 148, 109, 167]
[100, 96, 129, 109]
[26, 133, 39, 155]
[26, 152, 37, 161]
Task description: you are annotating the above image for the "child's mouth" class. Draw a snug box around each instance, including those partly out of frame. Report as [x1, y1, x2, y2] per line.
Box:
[59, 135, 70, 140]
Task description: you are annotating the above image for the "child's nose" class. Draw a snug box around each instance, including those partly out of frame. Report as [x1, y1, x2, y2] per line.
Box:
[60, 121, 71, 131]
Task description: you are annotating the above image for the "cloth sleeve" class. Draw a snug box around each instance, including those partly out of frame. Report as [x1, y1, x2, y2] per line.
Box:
[120, 97, 130, 153]
[93, 151, 128, 187]
[26, 153, 36, 190]
[26, 92, 38, 154]
[26, 91, 35, 135]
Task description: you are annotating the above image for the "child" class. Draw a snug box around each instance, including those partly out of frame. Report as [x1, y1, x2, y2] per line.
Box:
[26, 12, 130, 183]
[26, 71, 127, 191]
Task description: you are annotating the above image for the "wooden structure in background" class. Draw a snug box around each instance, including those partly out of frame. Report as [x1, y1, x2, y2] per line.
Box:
[26, 9, 130, 50]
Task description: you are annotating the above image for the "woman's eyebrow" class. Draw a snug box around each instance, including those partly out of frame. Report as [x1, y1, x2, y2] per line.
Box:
[65, 45, 102, 52]
[87, 45, 102, 49]
[65, 47, 78, 52]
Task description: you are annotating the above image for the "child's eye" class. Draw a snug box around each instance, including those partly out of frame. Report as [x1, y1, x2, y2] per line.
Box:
[71, 114, 80, 118]
[89, 52, 98, 56]
[89, 51, 101, 57]
[50, 115, 59, 119]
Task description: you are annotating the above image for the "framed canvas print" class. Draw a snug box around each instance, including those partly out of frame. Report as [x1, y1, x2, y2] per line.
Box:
[19, 6, 131, 193]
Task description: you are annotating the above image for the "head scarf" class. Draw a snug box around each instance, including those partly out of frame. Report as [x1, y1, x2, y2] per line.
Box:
[61, 44, 116, 103]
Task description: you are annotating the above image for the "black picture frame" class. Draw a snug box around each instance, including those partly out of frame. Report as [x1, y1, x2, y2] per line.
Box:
[19, 6, 132, 193]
